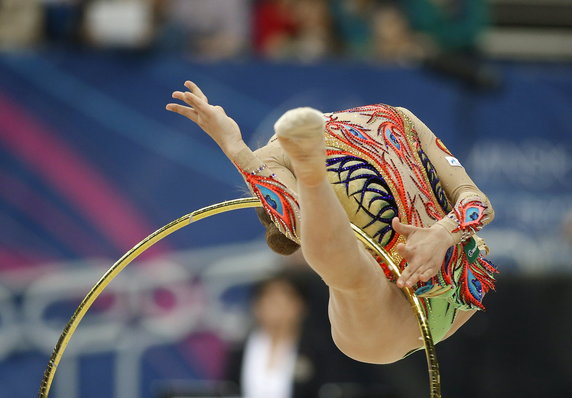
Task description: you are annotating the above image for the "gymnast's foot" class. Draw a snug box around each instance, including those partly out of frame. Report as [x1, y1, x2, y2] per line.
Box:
[274, 107, 326, 187]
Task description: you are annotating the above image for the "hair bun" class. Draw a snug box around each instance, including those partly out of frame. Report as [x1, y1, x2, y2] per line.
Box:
[256, 208, 301, 256]
[265, 223, 301, 255]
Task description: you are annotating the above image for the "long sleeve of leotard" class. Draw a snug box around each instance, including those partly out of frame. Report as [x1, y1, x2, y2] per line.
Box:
[397, 107, 495, 245]
[231, 137, 301, 243]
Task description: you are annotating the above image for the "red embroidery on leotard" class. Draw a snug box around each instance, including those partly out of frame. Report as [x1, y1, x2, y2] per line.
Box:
[238, 167, 299, 242]
[436, 137, 453, 156]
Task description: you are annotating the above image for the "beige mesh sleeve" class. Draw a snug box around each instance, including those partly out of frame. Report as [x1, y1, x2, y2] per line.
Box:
[397, 107, 495, 245]
[229, 136, 297, 187]
[231, 136, 300, 241]
[252, 136, 298, 191]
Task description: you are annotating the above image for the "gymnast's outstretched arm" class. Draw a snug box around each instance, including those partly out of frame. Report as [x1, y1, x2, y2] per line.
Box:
[166, 81, 302, 241]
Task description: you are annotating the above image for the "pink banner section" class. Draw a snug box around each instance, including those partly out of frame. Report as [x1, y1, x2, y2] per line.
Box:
[0, 169, 110, 259]
[0, 246, 55, 271]
[0, 94, 168, 258]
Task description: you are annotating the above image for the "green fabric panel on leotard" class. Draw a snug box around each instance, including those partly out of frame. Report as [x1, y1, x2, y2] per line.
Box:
[425, 296, 458, 343]
[402, 296, 457, 358]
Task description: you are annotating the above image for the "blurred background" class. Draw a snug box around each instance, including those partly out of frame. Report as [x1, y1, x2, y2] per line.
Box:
[0, 0, 571, 397]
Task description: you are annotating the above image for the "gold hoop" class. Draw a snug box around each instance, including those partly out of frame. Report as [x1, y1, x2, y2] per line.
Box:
[38, 197, 440, 397]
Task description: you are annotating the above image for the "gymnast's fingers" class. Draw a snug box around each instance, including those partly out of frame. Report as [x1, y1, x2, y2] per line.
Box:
[404, 269, 421, 287]
[419, 269, 434, 282]
[415, 268, 433, 284]
[166, 103, 199, 122]
[397, 262, 418, 287]
[172, 91, 192, 106]
[392, 217, 416, 238]
[407, 274, 422, 287]
[182, 91, 210, 112]
[404, 260, 433, 287]
[395, 242, 410, 260]
[171, 90, 204, 111]
[408, 264, 437, 286]
[184, 81, 208, 103]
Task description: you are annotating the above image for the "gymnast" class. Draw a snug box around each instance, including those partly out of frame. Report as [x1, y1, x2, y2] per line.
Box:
[166, 81, 497, 364]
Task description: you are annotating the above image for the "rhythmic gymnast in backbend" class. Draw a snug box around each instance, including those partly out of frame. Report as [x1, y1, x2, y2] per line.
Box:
[166, 81, 497, 364]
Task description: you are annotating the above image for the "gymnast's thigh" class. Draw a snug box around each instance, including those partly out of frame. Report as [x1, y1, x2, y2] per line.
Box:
[325, 255, 423, 364]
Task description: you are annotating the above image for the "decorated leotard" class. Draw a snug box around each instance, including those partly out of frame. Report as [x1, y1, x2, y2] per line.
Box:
[234, 104, 497, 343]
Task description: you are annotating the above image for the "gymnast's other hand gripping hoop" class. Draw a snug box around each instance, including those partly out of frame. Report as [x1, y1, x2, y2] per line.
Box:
[38, 197, 441, 398]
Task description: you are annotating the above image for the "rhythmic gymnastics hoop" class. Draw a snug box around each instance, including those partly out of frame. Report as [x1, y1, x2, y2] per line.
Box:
[38, 197, 440, 397]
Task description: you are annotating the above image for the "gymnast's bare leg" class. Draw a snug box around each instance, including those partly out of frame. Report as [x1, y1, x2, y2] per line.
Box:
[273, 108, 422, 363]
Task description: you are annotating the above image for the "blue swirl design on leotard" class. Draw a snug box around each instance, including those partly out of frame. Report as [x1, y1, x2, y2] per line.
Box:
[257, 185, 284, 215]
[467, 268, 483, 301]
[384, 126, 402, 151]
[441, 246, 455, 277]
[418, 149, 451, 213]
[326, 154, 398, 246]
[465, 207, 481, 223]
[347, 126, 367, 140]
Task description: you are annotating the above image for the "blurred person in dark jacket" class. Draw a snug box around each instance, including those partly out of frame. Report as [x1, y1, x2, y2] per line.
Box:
[225, 269, 325, 398]
[42, 0, 82, 45]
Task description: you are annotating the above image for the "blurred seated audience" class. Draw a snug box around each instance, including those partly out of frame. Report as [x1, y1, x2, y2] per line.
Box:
[157, 0, 250, 60]
[0, 0, 497, 85]
[0, 0, 43, 50]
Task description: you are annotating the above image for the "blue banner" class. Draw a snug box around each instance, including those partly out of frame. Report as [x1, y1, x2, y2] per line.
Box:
[1, 52, 571, 397]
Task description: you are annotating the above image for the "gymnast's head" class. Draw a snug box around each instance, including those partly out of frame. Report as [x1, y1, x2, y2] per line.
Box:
[256, 208, 301, 255]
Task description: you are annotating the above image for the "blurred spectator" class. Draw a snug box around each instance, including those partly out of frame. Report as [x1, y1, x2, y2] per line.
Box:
[42, 0, 82, 46]
[253, 0, 297, 58]
[253, 0, 332, 62]
[83, 0, 156, 49]
[0, 0, 43, 50]
[225, 269, 324, 398]
[292, 0, 332, 62]
[371, 2, 432, 64]
[158, 0, 250, 59]
[330, 0, 431, 64]
[330, 0, 376, 59]
[403, 0, 489, 55]
[402, 0, 498, 88]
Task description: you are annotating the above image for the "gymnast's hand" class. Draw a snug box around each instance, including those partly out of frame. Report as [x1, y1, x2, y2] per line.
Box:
[166, 81, 245, 157]
[392, 217, 454, 289]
